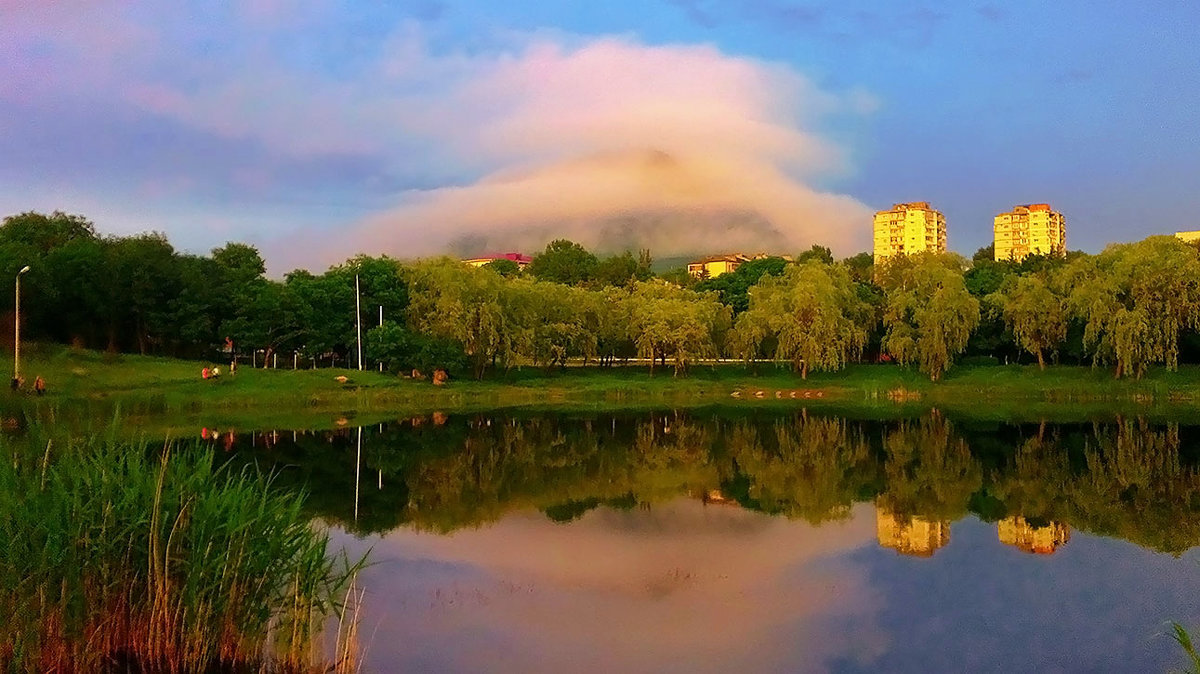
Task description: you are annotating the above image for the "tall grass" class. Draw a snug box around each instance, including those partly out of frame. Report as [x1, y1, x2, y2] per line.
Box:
[0, 433, 363, 673]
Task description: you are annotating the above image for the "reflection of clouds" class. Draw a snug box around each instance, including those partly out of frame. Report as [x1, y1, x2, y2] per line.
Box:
[334, 500, 886, 673]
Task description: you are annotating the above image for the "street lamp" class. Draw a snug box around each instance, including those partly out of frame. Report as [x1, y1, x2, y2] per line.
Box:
[13, 265, 30, 389]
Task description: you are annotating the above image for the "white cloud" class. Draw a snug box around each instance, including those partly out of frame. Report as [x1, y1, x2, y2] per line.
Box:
[277, 34, 877, 267]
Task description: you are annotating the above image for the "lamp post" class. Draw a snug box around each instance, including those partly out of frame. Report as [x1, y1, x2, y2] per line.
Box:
[13, 265, 30, 388]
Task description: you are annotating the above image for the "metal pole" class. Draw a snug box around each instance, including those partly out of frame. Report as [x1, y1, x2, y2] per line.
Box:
[355, 274, 363, 371]
[13, 267, 27, 384]
[378, 305, 384, 372]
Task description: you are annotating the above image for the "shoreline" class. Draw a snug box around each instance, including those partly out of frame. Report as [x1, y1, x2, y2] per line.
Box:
[7, 348, 1200, 430]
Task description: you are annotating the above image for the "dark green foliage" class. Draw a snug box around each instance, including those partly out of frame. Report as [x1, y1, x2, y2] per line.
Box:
[795, 244, 834, 265]
[972, 244, 995, 263]
[594, 251, 653, 287]
[841, 252, 874, 284]
[366, 320, 468, 374]
[527, 239, 598, 285]
[0, 210, 414, 368]
[656, 266, 696, 287]
[694, 256, 790, 314]
[482, 258, 521, 277]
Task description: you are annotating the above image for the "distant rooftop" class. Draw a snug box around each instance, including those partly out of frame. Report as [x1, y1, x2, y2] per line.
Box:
[462, 252, 533, 265]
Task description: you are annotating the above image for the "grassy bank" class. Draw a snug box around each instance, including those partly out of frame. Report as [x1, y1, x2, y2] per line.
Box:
[8, 346, 1200, 425]
[0, 432, 361, 672]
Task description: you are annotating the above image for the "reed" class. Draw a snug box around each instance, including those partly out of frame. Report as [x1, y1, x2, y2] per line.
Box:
[0, 432, 362, 673]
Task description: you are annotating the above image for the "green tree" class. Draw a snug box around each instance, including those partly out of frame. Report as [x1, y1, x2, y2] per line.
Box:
[627, 281, 730, 376]
[879, 254, 980, 380]
[795, 244, 834, 265]
[100, 233, 182, 354]
[594, 251, 652, 288]
[1064, 236, 1200, 378]
[527, 239, 598, 286]
[220, 280, 302, 366]
[990, 274, 1067, 369]
[732, 262, 871, 378]
[840, 252, 874, 284]
[285, 270, 354, 359]
[406, 259, 512, 378]
[972, 244, 995, 264]
[507, 279, 595, 369]
[655, 267, 697, 287]
[481, 258, 520, 277]
[365, 320, 466, 374]
[694, 256, 789, 314]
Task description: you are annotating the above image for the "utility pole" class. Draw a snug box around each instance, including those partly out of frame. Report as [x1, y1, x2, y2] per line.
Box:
[12, 265, 30, 388]
[355, 273, 363, 371]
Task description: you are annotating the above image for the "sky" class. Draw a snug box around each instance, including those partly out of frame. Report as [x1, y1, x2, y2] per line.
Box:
[2, 1, 1198, 272]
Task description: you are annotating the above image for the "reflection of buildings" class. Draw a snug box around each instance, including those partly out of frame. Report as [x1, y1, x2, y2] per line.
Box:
[998, 516, 1070, 554]
[875, 505, 950, 557]
[700, 489, 737, 506]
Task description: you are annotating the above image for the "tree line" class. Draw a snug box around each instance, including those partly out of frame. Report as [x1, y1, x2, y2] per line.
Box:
[4, 210, 1200, 380]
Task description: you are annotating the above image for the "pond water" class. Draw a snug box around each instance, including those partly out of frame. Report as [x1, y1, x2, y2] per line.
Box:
[208, 409, 1200, 673]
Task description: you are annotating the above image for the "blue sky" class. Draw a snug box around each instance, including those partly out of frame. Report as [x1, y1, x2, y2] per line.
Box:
[1, 1, 1197, 271]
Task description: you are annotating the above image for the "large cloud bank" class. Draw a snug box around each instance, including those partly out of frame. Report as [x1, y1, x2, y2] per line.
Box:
[333, 36, 875, 265]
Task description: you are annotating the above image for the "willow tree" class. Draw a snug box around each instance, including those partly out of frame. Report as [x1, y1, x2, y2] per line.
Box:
[405, 258, 512, 378]
[1063, 236, 1200, 378]
[506, 278, 596, 369]
[989, 274, 1067, 369]
[732, 262, 871, 378]
[626, 281, 731, 376]
[879, 253, 980, 381]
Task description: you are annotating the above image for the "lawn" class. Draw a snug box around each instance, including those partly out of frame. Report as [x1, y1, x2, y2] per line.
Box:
[5, 344, 1200, 430]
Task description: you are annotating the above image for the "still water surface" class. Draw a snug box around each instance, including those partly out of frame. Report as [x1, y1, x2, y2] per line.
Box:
[213, 410, 1200, 673]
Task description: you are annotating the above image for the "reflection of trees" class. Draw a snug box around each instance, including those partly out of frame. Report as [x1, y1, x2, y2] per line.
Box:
[396, 413, 721, 532]
[1066, 420, 1200, 554]
[217, 411, 1200, 554]
[725, 415, 880, 523]
[987, 419, 1200, 554]
[877, 412, 982, 522]
[987, 431, 1073, 524]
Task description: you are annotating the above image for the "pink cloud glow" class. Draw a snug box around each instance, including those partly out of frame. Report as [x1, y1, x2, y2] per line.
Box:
[332, 500, 887, 673]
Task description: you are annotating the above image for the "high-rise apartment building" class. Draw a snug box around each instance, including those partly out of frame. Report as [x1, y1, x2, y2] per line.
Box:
[993, 204, 1065, 262]
[872, 202, 947, 265]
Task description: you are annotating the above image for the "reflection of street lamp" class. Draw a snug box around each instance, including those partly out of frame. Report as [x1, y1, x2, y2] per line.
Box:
[12, 265, 30, 388]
